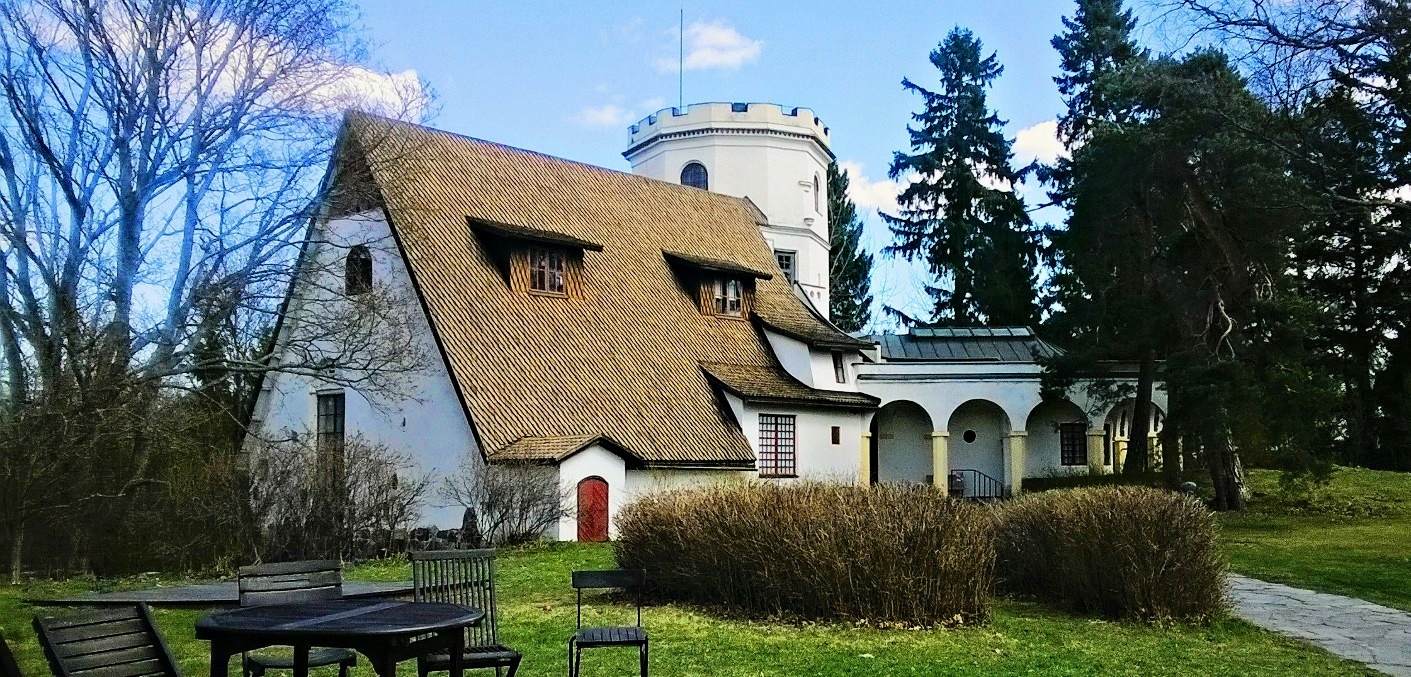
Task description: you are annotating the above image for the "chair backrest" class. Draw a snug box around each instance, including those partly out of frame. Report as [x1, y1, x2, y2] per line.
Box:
[32, 604, 180, 677]
[236, 560, 343, 607]
[570, 569, 645, 629]
[410, 549, 499, 648]
[0, 627, 22, 677]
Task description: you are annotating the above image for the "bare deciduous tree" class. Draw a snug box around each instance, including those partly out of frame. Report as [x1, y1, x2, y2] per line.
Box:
[0, 0, 432, 580]
[440, 459, 570, 547]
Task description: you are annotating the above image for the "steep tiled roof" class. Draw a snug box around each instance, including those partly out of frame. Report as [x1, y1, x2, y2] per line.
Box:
[490, 435, 637, 464]
[701, 362, 879, 409]
[341, 113, 867, 467]
[872, 327, 1062, 363]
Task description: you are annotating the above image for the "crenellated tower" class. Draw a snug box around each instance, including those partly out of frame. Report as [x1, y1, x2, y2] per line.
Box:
[624, 102, 834, 313]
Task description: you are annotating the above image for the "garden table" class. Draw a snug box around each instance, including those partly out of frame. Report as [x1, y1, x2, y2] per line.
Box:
[196, 599, 483, 677]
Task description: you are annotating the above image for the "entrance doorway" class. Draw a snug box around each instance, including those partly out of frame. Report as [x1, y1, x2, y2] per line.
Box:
[576, 477, 609, 542]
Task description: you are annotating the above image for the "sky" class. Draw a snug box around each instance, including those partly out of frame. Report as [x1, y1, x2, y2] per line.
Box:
[353, 1, 1122, 325]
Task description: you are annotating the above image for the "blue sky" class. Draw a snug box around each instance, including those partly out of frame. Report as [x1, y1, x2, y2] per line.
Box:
[354, 1, 1123, 325]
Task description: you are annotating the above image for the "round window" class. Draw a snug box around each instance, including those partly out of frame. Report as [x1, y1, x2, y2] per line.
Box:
[963, 429, 977, 444]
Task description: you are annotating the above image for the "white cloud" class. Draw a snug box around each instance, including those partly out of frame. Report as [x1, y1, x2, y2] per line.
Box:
[656, 20, 762, 73]
[837, 161, 903, 214]
[1012, 120, 1066, 165]
[572, 104, 635, 128]
[308, 67, 427, 119]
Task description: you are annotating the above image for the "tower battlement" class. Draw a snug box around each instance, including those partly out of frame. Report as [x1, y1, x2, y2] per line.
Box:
[626, 102, 831, 156]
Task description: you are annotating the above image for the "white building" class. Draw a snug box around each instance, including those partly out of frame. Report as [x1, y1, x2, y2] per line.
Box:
[246, 104, 1162, 542]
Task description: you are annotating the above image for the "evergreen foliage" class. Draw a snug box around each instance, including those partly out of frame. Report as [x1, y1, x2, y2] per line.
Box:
[883, 28, 1038, 327]
[826, 162, 874, 333]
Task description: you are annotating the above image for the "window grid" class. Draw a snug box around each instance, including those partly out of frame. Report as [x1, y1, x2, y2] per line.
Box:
[712, 278, 743, 316]
[346, 245, 372, 295]
[316, 392, 346, 465]
[1060, 422, 1086, 466]
[529, 247, 566, 294]
[759, 414, 797, 477]
[681, 162, 709, 190]
[775, 250, 796, 281]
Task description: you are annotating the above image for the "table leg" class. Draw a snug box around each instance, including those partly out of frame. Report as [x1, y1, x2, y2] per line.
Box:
[447, 629, 465, 677]
[292, 644, 310, 677]
[209, 639, 233, 677]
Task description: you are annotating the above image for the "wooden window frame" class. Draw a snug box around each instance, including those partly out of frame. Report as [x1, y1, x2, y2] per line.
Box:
[315, 392, 346, 476]
[758, 414, 797, 478]
[830, 425, 841, 445]
[711, 277, 745, 317]
[681, 162, 709, 190]
[528, 245, 567, 295]
[775, 250, 796, 282]
[1060, 422, 1087, 466]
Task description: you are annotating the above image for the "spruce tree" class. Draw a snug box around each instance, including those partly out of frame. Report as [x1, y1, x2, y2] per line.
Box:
[826, 162, 874, 333]
[883, 28, 1038, 327]
[1042, 0, 1163, 478]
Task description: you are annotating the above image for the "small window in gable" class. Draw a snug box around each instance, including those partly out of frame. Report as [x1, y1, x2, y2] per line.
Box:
[528, 246, 566, 294]
[711, 277, 744, 316]
[832, 351, 847, 383]
[681, 162, 708, 190]
[775, 250, 796, 282]
[345, 245, 372, 295]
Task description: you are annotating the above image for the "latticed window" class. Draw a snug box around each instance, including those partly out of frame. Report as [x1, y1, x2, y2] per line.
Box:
[712, 278, 743, 316]
[1060, 422, 1086, 466]
[529, 246, 566, 294]
[775, 250, 796, 281]
[316, 392, 346, 467]
[680, 162, 708, 190]
[345, 245, 372, 295]
[759, 414, 797, 477]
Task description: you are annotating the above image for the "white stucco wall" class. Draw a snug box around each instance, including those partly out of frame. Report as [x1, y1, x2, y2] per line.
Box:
[247, 208, 480, 527]
[625, 103, 833, 311]
[874, 402, 933, 483]
[858, 360, 1168, 483]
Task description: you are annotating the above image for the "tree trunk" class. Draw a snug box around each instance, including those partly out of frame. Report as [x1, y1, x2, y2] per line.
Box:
[1205, 426, 1246, 511]
[9, 524, 23, 585]
[1161, 388, 1183, 489]
[1124, 349, 1156, 475]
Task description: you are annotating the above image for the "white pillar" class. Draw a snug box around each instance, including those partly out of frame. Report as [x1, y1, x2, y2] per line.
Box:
[930, 431, 949, 496]
[1005, 431, 1027, 496]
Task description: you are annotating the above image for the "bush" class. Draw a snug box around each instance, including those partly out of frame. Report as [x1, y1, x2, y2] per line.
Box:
[996, 486, 1226, 621]
[614, 482, 995, 626]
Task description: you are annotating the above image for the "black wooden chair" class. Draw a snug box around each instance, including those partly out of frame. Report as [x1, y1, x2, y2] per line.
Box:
[567, 570, 647, 677]
[0, 627, 22, 677]
[32, 604, 180, 677]
[411, 549, 520, 677]
[236, 560, 357, 677]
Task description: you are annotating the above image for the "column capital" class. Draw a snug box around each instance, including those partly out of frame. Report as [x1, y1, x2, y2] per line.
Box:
[860, 432, 872, 439]
[1007, 430, 1028, 438]
[929, 431, 949, 438]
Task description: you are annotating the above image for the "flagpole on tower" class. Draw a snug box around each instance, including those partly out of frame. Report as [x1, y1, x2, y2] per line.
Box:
[678, 8, 684, 110]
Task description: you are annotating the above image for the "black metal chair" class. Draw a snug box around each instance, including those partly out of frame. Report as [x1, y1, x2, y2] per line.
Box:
[567, 570, 647, 677]
[411, 549, 520, 677]
[32, 604, 180, 677]
[0, 627, 22, 677]
[236, 560, 357, 677]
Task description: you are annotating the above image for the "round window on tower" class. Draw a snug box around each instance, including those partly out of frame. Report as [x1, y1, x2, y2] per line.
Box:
[681, 162, 708, 190]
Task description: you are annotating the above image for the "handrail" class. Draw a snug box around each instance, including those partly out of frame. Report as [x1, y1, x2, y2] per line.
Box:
[948, 468, 1006, 499]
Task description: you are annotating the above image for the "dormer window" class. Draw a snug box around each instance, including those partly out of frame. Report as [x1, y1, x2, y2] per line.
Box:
[345, 245, 372, 295]
[712, 278, 744, 316]
[681, 162, 708, 190]
[529, 246, 566, 294]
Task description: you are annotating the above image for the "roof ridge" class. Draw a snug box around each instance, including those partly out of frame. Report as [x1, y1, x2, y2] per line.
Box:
[347, 110, 760, 212]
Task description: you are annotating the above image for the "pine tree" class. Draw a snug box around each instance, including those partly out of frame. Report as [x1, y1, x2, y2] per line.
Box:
[1042, 0, 1164, 478]
[883, 28, 1038, 327]
[1051, 0, 1142, 146]
[826, 162, 874, 333]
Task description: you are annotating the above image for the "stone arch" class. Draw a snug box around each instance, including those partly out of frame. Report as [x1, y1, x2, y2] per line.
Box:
[946, 399, 1010, 492]
[1025, 398, 1090, 477]
[1102, 399, 1168, 470]
[871, 400, 934, 485]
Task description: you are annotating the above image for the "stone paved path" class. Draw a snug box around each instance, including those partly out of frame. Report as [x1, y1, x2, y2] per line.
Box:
[1230, 575, 1411, 676]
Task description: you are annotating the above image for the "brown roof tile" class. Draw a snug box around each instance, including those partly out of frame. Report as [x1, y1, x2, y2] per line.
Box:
[701, 362, 879, 409]
[341, 114, 868, 466]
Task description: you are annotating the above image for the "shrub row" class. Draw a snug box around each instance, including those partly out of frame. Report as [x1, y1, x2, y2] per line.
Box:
[614, 482, 996, 626]
[1020, 472, 1166, 493]
[995, 486, 1227, 621]
[615, 483, 1226, 626]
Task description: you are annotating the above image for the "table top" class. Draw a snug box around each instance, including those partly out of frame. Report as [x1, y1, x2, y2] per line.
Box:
[196, 600, 483, 641]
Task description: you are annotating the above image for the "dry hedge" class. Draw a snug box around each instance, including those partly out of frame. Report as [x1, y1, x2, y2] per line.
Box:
[995, 486, 1227, 621]
[613, 482, 996, 626]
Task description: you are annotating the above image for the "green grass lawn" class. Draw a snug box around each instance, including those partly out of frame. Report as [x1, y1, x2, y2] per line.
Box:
[1220, 466, 1411, 611]
[0, 543, 1367, 676]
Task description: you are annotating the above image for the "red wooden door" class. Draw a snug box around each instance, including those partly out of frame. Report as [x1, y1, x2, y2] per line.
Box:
[577, 477, 609, 542]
